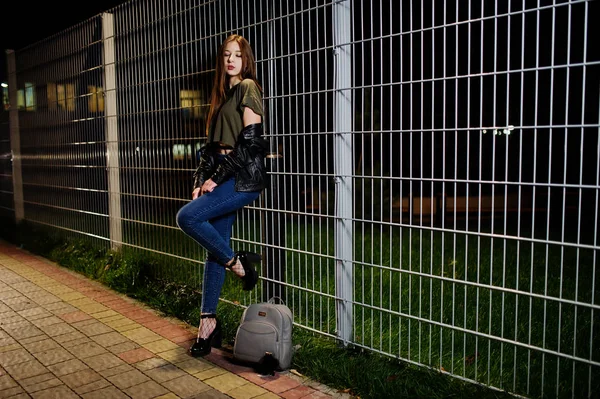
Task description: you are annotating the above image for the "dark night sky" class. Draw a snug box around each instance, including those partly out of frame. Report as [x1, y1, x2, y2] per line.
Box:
[0, 1, 127, 82]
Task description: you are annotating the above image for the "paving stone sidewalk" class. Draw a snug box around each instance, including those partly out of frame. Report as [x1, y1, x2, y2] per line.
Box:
[0, 240, 347, 399]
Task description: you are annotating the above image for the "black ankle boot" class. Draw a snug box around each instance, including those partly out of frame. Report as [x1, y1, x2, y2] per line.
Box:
[190, 314, 222, 357]
[234, 251, 260, 291]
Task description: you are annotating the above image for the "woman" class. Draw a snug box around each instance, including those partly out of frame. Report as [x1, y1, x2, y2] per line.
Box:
[176, 34, 269, 357]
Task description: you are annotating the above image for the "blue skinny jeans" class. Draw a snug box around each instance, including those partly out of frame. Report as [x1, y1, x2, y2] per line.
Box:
[176, 169, 260, 314]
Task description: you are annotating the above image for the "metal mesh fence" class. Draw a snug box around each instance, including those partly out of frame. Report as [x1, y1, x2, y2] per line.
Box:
[2, 1, 599, 397]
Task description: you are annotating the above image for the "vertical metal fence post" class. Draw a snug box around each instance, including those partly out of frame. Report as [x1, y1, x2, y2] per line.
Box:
[6, 50, 23, 223]
[261, 9, 286, 302]
[333, 0, 353, 345]
[102, 13, 122, 249]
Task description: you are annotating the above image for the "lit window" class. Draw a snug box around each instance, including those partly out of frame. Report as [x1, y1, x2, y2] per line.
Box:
[1, 86, 8, 110]
[88, 86, 105, 113]
[17, 90, 25, 110]
[54, 83, 75, 111]
[47, 83, 57, 110]
[180, 89, 202, 118]
[24, 82, 36, 111]
[172, 144, 193, 161]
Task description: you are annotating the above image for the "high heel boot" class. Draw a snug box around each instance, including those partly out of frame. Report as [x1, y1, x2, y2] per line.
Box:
[232, 251, 261, 291]
[190, 314, 221, 357]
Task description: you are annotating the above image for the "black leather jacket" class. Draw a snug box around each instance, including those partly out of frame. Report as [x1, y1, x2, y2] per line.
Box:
[193, 123, 269, 192]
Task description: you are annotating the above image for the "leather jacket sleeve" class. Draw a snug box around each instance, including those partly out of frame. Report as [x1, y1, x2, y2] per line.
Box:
[211, 123, 269, 185]
[192, 144, 216, 189]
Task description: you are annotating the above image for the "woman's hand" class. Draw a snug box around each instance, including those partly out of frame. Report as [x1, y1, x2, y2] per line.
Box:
[201, 179, 217, 195]
[192, 187, 201, 200]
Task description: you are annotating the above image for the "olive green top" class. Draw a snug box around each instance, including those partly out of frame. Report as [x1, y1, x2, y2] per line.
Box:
[209, 79, 263, 147]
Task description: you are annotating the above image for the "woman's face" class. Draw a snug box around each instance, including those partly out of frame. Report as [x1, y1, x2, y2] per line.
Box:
[223, 41, 243, 86]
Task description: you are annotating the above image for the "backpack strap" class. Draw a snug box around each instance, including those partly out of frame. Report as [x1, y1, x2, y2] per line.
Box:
[268, 296, 286, 305]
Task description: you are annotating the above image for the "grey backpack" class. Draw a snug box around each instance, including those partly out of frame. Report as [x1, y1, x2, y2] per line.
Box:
[233, 297, 294, 371]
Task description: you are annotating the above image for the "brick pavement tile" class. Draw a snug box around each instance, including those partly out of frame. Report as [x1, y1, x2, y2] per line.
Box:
[0, 313, 26, 324]
[43, 285, 75, 295]
[106, 368, 150, 389]
[254, 392, 283, 399]
[20, 338, 60, 353]
[0, 341, 21, 354]
[112, 321, 143, 333]
[154, 324, 191, 340]
[261, 375, 302, 394]
[81, 303, 112, 314]
[75, 321, 115, 337]
[66, 341, 108, 359]
[97, 314, 125, 323]
[44, 322, 78, 338]
[0, 373, 19, 390]
[60, 311, 93, 323]
[143, 363, 187, 383]
[31, 315, 66, 328]
[99, 363, 135, 378]
[4, 359, 48, 380]
[82, 352, 126, 372]
[211, 358, 253, 375]
[228, 382, 271, 399]
[118, 348, 155, 364]
[92, 309, 120, 319]
[0, 386, 26, 398]
[59, 368, 104, 389]
[279, 385, 318, 399]
[12, 282, 42, 293]
[17, 307, 52, 320]
[176, 358, 214, 375]
[133, 357, 170, 372]
[161, 374, 212, 397]
[194, 366, 228, 380]
[46, 358, 89, 377]
[43, 303, 79, 316]
[96, 294, 123, 305]
[2, 322, 43, 340]
[121, 309, 155, 322]
[98, 297, 126, 309]
[80, 385, 130, 399]
[156, 348, 190, 364]
[204, 372, 249, 392]
[0, 289, 21, 300]
[73, 378, 112, 395]
[56, 292, 87, 302]
[106, 302, 138, 312]
[102, 316, 136, 329]
[171, 333, 196, 345]
[0, 348, 35, 367]
[5, 299, 40, 312]
[71, 318, 99, 328]
[141, 318, 171, 330]
[124, 379, 169, 399]
[17, 334, 47, 345]
[30, 295, 62, 306]
[21, 374, 63, 393]
[154, 394, 180, 399]
[30, 384, 80, 399]
[59, 336, 92, 348]
[33, 347, 74, 366]
[122, 327, 162, 345]
[107, 341, 141, 354]
[91, 331, 132, 348]
[142, 339, 180, 354]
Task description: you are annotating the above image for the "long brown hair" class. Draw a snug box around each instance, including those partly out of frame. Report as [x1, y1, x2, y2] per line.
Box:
[205, 34, 262, 136]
